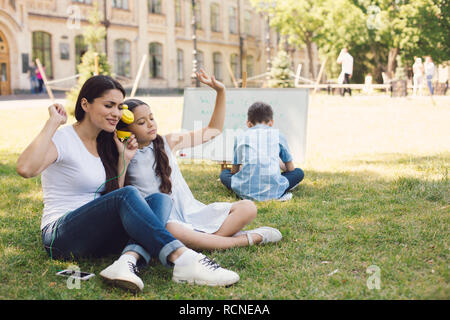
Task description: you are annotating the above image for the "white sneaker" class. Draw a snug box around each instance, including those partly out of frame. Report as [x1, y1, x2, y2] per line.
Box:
[277, 192, 293, 202]
[238, 227, 282, 245]
[99, 260, 144, 292]
[173, 253, 240, 287]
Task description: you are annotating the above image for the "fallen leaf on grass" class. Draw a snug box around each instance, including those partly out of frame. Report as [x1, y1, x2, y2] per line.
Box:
[328, 269, 339, 276]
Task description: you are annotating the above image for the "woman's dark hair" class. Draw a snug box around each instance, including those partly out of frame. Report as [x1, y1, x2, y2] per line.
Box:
[75, 75, 126, 195]
[247, 101, 274, 124]
[120, 99, 173, 194]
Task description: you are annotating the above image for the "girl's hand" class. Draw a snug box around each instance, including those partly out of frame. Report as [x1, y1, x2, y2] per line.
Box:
[48, 103, 67, 126]
[113, 132, 138, 163]
[196, 68, 225, 92]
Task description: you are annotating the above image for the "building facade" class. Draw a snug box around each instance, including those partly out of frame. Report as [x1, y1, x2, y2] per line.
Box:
[0, 0, 311, 95]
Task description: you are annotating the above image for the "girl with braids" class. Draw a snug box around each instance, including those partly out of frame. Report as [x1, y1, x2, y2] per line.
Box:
[120, 69, 282, 250]
[16, 75, 241, 292]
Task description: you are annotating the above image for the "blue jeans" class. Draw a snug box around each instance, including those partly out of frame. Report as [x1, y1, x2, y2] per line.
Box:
[220, 168, 305, 194]
[41, 186, 184, 267]
[426, 75, 434, 95]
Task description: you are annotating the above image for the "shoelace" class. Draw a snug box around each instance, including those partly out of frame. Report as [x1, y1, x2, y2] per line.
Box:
[199, 256, 221, 271]
[128, 262, 139, 275]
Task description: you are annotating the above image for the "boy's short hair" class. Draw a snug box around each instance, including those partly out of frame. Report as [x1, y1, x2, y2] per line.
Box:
[248, 102, 274, 124]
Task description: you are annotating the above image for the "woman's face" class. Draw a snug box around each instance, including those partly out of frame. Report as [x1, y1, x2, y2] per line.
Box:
[81, 89, 125, 133]
[128, 104, 158, 146]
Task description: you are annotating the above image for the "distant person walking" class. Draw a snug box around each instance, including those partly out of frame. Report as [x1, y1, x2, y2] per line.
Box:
[36, 64, 46, 94]
[337, 48, 354, 96]
[412, 57, 424, 96]
[424, 56, 435, 95]
[28, 61, 39, 94]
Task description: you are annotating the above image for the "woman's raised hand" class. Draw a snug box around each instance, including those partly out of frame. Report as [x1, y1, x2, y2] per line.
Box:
[196, 68, 225, 92]
[48, 103, 67, 126]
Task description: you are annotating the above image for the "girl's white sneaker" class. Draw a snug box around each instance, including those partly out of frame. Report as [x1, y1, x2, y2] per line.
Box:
[173, 253, 240, 287]
[235, 227, 283, 246]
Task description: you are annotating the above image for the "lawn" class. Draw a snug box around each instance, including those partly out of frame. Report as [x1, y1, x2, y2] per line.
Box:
[0, 94, 449, 299]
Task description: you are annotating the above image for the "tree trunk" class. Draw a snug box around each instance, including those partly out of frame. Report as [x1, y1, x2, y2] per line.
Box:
[387, 48, 399, 79]
[306, 39, 316, 80]
[371, 45, 383, 83]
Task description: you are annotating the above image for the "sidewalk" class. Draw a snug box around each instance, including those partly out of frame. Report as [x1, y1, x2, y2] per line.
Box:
[0, 93, 67, 110]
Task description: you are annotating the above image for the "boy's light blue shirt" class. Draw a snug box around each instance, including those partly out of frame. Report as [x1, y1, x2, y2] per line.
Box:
[231, 124, 292, 201]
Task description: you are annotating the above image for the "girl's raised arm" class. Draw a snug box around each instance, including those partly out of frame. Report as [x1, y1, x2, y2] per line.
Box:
[16, 103, 67, 178]
[165, 69, 226, 152]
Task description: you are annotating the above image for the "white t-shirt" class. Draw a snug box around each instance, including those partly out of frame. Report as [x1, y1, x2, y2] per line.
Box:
[126, 136, 232, 234]
[337, 52, 354, 75]
[40, 125, 106, 230]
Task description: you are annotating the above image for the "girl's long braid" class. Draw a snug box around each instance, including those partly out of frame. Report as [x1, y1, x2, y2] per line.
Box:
[153, 134, 172, 194]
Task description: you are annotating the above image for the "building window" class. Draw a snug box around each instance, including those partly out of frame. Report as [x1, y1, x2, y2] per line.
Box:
[213, 52, 222, 81]
[74, 35, 87, 71]
[244, 10, 252, 36]
[246, 55, 254, 78]
[229, 6, 237, 34]
[230, 53, 240, 80]
[177, 49, 184, 81]
[175, 0, 182, 27]
[112, 0, 128, 10]
[148, 0, 162, 14]
[210, 3, 220, 32]
[149, 42, 163, 78]
[32, 31, 53, 78]
[114, 39, 131, 77]
[193, 1, 202, 29]
[197, 50, 204, 70]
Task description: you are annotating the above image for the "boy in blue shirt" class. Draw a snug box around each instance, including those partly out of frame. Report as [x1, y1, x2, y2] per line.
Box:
[220, 102, 304, 201]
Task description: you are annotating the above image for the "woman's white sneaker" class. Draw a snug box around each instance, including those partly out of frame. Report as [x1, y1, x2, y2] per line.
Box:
[99, 260, 144, 293]
[173, 253, 240, 287]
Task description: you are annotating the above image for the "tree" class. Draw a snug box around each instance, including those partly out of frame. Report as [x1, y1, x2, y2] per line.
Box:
[251, 0, 328, 80]
[268, 50, 295, 88]
[66, 3, 111, 116]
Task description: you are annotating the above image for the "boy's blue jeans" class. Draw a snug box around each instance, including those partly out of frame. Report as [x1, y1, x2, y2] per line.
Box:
[220, 168, 304, 195]
[41, 186, 184, 268]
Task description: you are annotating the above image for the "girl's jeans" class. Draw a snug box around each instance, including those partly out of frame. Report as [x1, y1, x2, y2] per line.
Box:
[41, 186, 184, 267]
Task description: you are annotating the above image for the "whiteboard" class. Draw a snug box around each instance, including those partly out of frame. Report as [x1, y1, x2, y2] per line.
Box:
[179, 88, 309, 164]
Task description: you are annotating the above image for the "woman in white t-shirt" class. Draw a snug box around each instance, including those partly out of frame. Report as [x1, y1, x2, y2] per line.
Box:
[16, 75, 240, 292]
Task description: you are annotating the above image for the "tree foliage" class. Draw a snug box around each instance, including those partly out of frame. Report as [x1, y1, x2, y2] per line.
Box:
[250, 0, 449, 84]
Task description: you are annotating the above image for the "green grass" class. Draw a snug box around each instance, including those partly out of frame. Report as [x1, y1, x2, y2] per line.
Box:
[0, 96, 449, 299]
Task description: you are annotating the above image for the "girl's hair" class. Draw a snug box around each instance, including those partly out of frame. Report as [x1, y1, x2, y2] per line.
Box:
[120, 99, 173, 194]
[75, 75, 126, 195]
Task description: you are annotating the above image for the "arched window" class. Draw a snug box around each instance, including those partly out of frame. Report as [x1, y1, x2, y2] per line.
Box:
[213, 52, 222, 81]
[74, 35, 87, 71]
[114, 39, 131, 77]
[32, 31, 53, 78]
[149, 42, 163, 78]
[230, 53, 240, 80]
[177, 49, 184, 81]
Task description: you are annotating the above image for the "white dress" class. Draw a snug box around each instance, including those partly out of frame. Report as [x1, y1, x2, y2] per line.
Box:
[126, 136, 232, 234]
